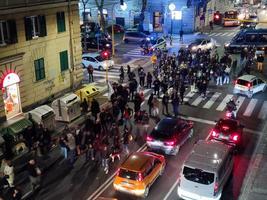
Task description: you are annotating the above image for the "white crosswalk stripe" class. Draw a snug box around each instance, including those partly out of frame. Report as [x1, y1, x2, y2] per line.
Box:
[258, 101, 267, 119]
[216, 94, 234, 111]
[243, 99, 258, 117]
[123, 48, 151, 58]
[236, 96, 246, 112]
[101, 87, 266, 119]
[203, 92, 221, 109]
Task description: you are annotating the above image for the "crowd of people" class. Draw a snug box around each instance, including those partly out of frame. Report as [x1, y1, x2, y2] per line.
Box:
[0, 42, 264, 199]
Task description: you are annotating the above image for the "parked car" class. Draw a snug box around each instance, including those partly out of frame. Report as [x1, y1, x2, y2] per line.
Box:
[177, 140, 234, 200]
[107, 24, 124, 33]
[82, 37, 112, 51]
[82, 53, 114, 71]
[233, 75, 266, 98]
[126, 24, 139, 32]
[146, 117, 194, 155]
[209, 118, 244, 151]
[187, 38, 216, 52]
[113, 151, 165, 198]
[123, 31, 149, 44]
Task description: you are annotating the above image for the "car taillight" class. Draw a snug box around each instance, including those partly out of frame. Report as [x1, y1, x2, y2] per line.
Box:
[164, 140, 176, 146]
[146, 135, 153, 142]
[211, 130, 218, 138]
[226, 112, 232, 118]
[214, 181, 219, 196]
[137, 172, 143, 181]
[116, 168, 120, 176]
[231, 134, 239, 142]
[247, 83, 251, 88]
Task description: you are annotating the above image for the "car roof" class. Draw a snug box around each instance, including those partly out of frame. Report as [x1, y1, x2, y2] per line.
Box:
[184, 140, 232, 172]
[82, 53, 100, 58]
[238, 74, 257, 81]
[216, 118, 238, 129]
[121, 152, 154, 172]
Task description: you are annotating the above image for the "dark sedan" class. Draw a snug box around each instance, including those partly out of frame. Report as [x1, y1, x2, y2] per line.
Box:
[107, 24, 124, 33]
[209, 118, 244, 151]
[82, 37, 112, 51]
[146, 118, 194, 155]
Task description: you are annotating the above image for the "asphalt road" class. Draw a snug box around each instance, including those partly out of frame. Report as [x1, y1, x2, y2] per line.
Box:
[34, 25, 267, 200]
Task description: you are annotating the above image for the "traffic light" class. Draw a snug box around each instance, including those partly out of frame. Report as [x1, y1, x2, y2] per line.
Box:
[101, 50, 110, 59]
[120, 0, 124, 5]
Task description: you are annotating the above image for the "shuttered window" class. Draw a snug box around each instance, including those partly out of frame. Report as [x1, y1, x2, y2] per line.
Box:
[0, 20, 18, 45]
[59, 50, 69, 72]
[24, 15, 47, 41]
[34, 58, 46, 81]
[56, 12, 66, 33]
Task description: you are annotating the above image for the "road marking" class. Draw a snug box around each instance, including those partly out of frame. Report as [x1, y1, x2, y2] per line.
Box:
[209, 33, 216, 36]
[258, 101, 267, 119]
[191, 91, 209, 106]
[163, 176, 180, 200]
[203, 92, 221, 109]
[88, 144, 147, 200]
[216, 94, 233, 111]
[236, 96, 246, 112]
[221, 32, 229, 36]
[184, 91, 195, 102]
[243, 99, 258, 117]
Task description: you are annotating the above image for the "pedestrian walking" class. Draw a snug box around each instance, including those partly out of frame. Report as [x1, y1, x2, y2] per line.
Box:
[59, 135, 68, 159]
[179, 83, 186, 104]
[87, 64, 94, 83]
[151, 97, 160, 118]
[101, 144, 110, 174]
[162, 93, 169, 115]
[122, 104, 133, 132]
[153, 78, 161, 97]
[257, 53, 264, 73]
[66, 133, 76, 168]
[122, 127, 130, 155]
[171, 92, 180, 117]
[147, 93, 154, 116]
[138, 69, 146, 87]
[3, 159, 14, 188]
[146, 72, 153, 88]
[223, 65, 231, 84]
[27, 159, 41, 191]
[91, 98, 100, 121]
[179, 29, 184, 42]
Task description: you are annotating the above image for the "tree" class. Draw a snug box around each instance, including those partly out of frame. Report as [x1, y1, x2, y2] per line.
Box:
[81, 0, 90, 24]
[95, 0, 106, 31]
[138, 0, 147, 32]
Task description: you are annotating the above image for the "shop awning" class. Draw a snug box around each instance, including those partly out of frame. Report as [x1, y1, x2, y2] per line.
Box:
[4, 118, 32, 136]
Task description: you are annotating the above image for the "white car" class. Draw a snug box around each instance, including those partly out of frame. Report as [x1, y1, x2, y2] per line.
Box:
[149, 37, 167, 51]
[82, 53, 114, 71]
[233, 75, 266, 98]
[188, 38, 216, 52]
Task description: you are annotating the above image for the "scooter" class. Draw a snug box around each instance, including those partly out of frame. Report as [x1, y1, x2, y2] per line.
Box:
[225, 102, 237, 119]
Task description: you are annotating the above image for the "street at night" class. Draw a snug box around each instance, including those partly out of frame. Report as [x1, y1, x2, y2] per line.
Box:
[0, 0, 267, 200]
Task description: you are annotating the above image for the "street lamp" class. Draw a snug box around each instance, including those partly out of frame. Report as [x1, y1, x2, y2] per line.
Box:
[169, 3, 176, 38]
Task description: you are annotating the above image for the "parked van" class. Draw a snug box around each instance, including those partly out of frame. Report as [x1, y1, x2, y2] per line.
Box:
[177, 140, 233, 200]
[224, 28, 267, 53]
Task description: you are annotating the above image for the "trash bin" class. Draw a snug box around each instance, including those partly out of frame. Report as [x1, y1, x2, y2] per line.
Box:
[75, 84, 100, 104]
[28, 105, 56, 131]
[51, 93, 81, 122]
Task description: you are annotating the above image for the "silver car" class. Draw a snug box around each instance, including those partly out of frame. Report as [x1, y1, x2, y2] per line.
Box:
[123, 31, 149, 44]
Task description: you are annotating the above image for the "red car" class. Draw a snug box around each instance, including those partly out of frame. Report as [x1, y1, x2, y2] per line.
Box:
[107, 24, 124, 33]
[209, 118, 244, 151]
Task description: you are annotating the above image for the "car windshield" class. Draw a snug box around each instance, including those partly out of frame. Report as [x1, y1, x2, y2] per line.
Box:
[183, 167, 215, 185]
[237, 79, 249, 86]
[95, 56, 104, 62]
[193, 39, 204, 45]
[217, 119, 238, 131]
[118, 169, 138, 181]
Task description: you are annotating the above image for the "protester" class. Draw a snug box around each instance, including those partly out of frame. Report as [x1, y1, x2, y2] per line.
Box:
[27, 159, 41, 191]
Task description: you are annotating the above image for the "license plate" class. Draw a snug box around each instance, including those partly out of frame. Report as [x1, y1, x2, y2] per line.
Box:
[220, 135, 229, 140]
[153, 141, 162, 146]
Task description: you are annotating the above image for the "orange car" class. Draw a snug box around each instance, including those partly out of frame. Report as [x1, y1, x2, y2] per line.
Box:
[113, 151, 165, 198]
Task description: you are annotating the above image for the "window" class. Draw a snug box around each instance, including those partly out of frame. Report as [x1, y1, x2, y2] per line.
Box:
[34, 58, 45, 81]
[57, 12, 66, 33]
[259, 34, 267, 43]
[252, 79, 257, 86]
[258, 79, 264, 84]
[0, 20, 17, 46]
[245, 34, 258, 43]
[59, 50, 69, 72]
[183, 167, 215, 185]
[24, 15, 47, 40]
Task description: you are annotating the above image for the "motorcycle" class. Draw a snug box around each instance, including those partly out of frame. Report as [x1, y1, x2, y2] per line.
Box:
[225, 101, 237, 119]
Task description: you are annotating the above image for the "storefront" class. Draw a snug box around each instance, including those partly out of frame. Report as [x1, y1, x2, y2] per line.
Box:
[0, 72, 22, 120]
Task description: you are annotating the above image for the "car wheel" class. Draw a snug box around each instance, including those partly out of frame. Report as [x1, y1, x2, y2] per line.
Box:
[143, 186, 150, 198]
[124, 39, 129, 43]
[98, 66, 104, 71]
[159, 163, 165, 176]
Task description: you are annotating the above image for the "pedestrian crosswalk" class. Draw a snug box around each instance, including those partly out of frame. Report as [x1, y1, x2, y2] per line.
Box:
[102, 88, 267, 120]
[195, 31, 237, 38]
[123, 47, 151, 58]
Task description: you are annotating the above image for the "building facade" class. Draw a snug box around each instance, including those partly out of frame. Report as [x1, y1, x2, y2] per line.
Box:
[0, 0, 83, 124]
[80, 0, 196, 33]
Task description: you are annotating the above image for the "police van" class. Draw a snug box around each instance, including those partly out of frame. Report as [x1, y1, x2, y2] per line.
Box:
[224, 28, 267, 53]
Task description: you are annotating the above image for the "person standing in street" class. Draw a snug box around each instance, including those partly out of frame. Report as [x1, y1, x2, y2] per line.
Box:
[146, 72, 153, 88]
[171, 92, 180, 117]
[179, 29, 184, 42]
[257, 53, 264, 73]
[66, 133, 76, 168]
[147, 93, 154, 116]
[138, 69, 146, 87]
[3, 159, 14, 188]
[87, 64, 94, 83]
[179, 83, 186, 104]
[91, 98, 100, 121]
[27, 159, 41, 191]
[162, 92, 169, 116]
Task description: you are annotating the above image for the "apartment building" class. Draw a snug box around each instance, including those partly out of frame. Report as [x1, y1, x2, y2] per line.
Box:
[0, 0, 83, 125]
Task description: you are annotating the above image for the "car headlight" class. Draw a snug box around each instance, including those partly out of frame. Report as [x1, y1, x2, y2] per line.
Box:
[225, 43, 230, 47]
[191, 46, 197, 50]
[146, 37, 150, 41]
[106, 44, 110, 47]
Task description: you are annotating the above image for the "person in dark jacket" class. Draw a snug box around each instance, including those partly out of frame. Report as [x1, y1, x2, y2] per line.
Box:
[171, 92, 180, 117]
[147, 93, 154, 116]
[134, 93, 142, 113]
[91, 98, 100, 121]
[179, 83, 186, 104]
[27, 159, 41, 191]
[146, 72, 153, 88]
[162, 93, 169, 115]
[257, 53, 264, 73]
[153, 79, 161, 97]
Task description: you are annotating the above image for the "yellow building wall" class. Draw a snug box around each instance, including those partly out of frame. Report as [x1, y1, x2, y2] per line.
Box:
[0, 3, 82, 121]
